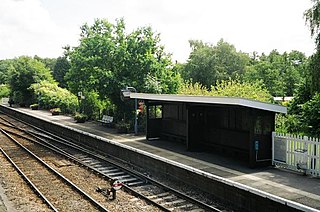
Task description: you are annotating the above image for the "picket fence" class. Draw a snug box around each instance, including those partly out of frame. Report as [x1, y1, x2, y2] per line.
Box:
[272, 132, 320, 177]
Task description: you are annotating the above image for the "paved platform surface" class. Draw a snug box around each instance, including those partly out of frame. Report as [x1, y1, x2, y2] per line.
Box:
[3, 106, 320, 210]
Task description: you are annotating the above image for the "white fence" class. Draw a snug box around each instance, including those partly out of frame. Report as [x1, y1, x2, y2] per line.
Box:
[272, 132, 320, 177]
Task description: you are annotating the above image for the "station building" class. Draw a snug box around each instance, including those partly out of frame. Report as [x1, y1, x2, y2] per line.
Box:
[130, 93, 287, 167]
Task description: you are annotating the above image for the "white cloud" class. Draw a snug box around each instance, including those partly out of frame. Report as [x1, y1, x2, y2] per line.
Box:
[0, 0, 71, 59]
[0, 0, 316, 62]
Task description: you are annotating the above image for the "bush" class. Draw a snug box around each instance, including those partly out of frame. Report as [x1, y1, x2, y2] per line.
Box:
[30, 104, 39, 110]
[80, 91, 107, 120]
[50, 107, 61, 115]
[30, 81, 78, 114]
[178, 79, 272, 103]
[0, 84, 10, 98]
[116, 120, 130, 133]
[74, 113, 87, 123]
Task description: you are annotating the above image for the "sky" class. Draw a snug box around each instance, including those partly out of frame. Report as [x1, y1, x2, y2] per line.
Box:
[0, 0, 316, 63]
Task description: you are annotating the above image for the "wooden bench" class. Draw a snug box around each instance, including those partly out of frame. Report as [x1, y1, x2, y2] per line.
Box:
[98, 115, 114, 126]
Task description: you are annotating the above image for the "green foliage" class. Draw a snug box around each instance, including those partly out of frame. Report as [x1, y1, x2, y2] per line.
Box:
[53, 57, 70, 88]
[115, 120, 130, 133]
[304, 0, 320, 47]
[275, 114, 289, 133]
[0, 59, 13, 84]
[74, 112, 87, 123]
[210, 79, 272, 102]
[50, 107, 61, 115]
[30, 81, 78, 114]
[0, 84, 10, 98]
[30, 103, 39, 110]
[182, 39, 250, 88]
[178, 80, 209, 95]
[8, 56, 54, 106]
[66, 18, 181, 121]
[143, 73, 163, 94]
[34, 56, 57, 72]
[301, 92, 320, 137]
[178, 79, 272, 103]
[80, 90, 106, 120]
[244, 50, 306, 97]
[308, 51, 320, 95]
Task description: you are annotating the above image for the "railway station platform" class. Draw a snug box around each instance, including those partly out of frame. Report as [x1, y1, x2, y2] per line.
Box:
[2, 106, 320, 211]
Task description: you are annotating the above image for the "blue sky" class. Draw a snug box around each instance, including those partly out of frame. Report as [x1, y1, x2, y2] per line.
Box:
[0, 0, 316, 62]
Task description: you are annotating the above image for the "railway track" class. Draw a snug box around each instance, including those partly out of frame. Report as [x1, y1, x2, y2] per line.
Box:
[0, 127, 108, 212]
[0, 114, 225, 211]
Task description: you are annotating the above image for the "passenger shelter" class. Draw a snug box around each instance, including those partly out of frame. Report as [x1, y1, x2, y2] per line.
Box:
[130, 93, 287, 167]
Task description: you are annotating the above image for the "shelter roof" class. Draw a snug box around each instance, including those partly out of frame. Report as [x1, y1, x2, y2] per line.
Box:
[130, 93, 287, 114]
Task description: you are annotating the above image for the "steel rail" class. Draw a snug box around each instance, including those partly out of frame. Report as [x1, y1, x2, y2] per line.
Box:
[0, 147, 58, 212]
[2, 121, 222, 212]
[1, 126, 172, 211]
[0, 128, 109, 212]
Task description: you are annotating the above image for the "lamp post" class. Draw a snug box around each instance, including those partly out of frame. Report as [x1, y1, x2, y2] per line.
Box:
[120, 86, 137, 135]
[37, 83, 40, 110]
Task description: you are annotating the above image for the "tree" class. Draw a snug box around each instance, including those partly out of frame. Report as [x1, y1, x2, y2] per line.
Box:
[301, 92, 320, 137]
[244, 50, 306, 97]
[53, 56, 70, 88]
[182, 39, 250, 88]
[304, 1, 320, 96]
[34, 55, 57, 72]
[8, 56, 54, 106]
[0, 59, 13, 84]
[65, 18, 181, 121]
[305, 0, 320, 48]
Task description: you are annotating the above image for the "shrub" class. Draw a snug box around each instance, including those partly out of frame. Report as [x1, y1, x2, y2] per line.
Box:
[30, 81, 78, 113]
[50, 107, 61, 115]
[80, 90, 107, 120]
[116, 120, 130, 133]
[178, 79, 272, 103]
[74, 113, 87, 123]
[30, 103, 39, 110]
[0, 84, 10, 98]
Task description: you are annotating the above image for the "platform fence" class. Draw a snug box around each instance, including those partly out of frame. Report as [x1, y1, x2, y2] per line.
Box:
[272, 132, 320, 177]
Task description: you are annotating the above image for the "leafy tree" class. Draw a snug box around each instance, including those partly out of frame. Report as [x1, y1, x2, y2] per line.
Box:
[34, 56, 57, 72]
[308, 51, 320, 95]
[8, 56, 54, 106]
[301, 92, 320, 137]
[244, 50, 306, 97]
[53, 56, 70, 88]
[0, 60, 12, 84]
[305, 0, 320, 48]
[182, 39, 250, 88]
[304, 1, 320, 96]
[66, 18, 181, 121]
